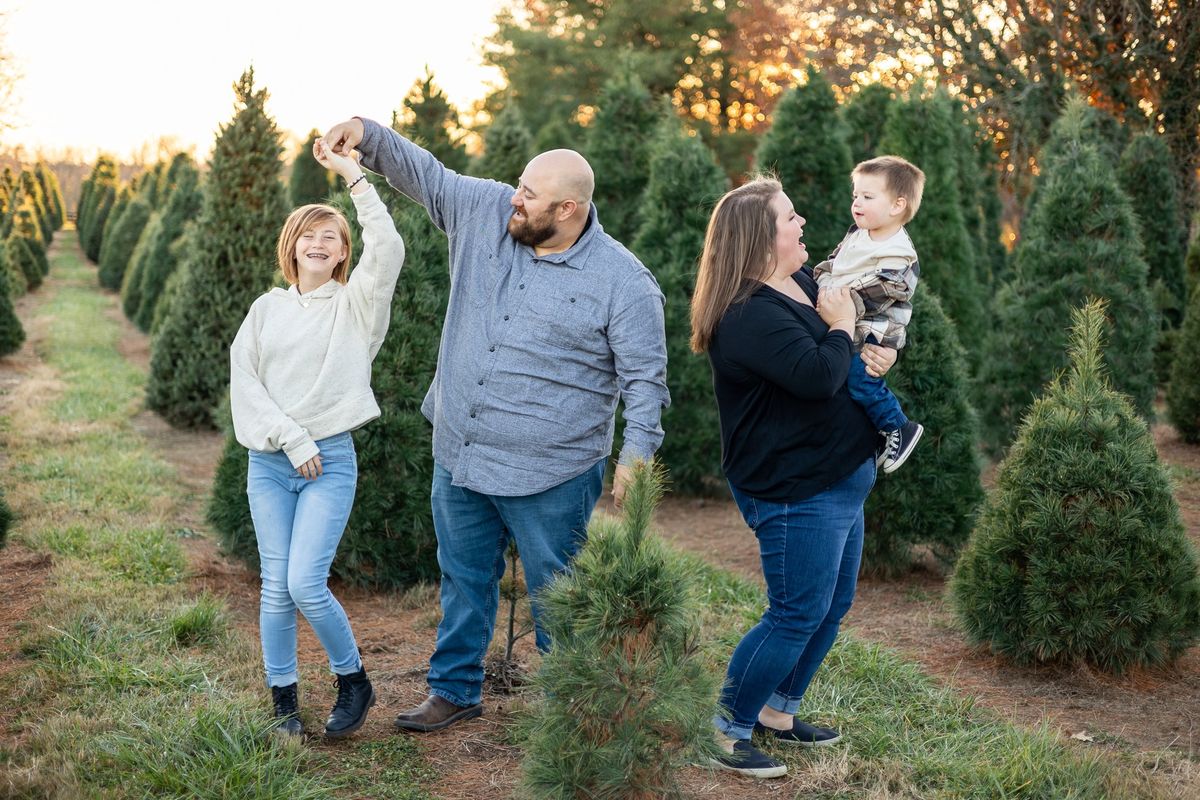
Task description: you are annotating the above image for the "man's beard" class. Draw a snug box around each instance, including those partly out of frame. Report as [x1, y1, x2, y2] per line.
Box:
[508, 206, 559, 247]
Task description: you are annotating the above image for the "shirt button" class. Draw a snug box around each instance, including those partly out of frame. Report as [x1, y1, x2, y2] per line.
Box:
[519, 283, 525, 289]
[503, 315, 510, 321]
[470, 411, 477, 418]
[489, 345, 496, 352]
[570, 297, 576, 303]
[464, 441, 471, 446]
[477, 378, 484, 385]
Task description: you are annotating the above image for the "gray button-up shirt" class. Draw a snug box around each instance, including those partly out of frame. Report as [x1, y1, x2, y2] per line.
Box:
[358, 119, 670, 496]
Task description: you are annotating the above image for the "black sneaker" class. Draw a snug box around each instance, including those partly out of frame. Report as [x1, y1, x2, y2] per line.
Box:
[754, 719, 842, 747]
[271, 683, 303, 737]
[324, 667, 375, 739]
[881, 421, 924, 474]
[705, 739, 788, 779]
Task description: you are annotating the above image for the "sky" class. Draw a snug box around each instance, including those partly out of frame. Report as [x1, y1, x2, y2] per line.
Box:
[3, 0, 508, 162]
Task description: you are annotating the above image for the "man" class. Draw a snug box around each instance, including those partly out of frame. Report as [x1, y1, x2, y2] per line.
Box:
[324, 117, 670, 732]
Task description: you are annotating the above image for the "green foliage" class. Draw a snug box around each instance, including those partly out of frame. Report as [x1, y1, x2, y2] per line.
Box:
[210, 189, 445, 588]
[863, 290, 983, 574]
[952, 300, 1200, 673]
[35, 160, 66, 229]
[522, 462, 722, 798]
[77, 155, 117, 242]
[20, 169, 53, 243]
[8, 233, 42, 291]
[841, 82, 894, 164]
[396, 68, 468, 174]
[585, 70, 663, 244]
[0, 260, 24, 357]
[0, 232, 24, 298]
[472, 103, 534, 187]
[629, 116, 728, 494]
[1167, 284, 1200, 442]
[756, 67, 853, 263]
[0, 487, 10, 548]
[878, 91, 986, 370]
[289, 130, 334, 207]
[1119, 131, 1188, 382]
[147, 69, 287, 428]
[82, 180, 118, 263]
[98, 198, 151, 291]
[953, 105, 1007, 287]
[125, 161, 202, 330]
[978, 98, 1156, 452]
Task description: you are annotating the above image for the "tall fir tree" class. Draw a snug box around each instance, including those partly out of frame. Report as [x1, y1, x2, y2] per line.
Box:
[863, 290, 984, 574]
[471, 103, 535, 187]
[19, 170, 52, 244]
[0, 258, 24, 356]
[126, 159, 202, 329]
[288, 130, 334, 207]
[76, 156, 117, 243]
[584, 69, 662, 245]
[34, 161, 65, 230]
[629, 114, 728, 494]
[1119, 131, 1188, 381]
[147, 69, 287, 428]
[521, 462, 721, 797]
[952, 300, 1200, 673]
[3, 231, 25, 297]
[953, 105, 1007, 287]
[878, 91, 986, 370]
[978, 98, 1157, 452]
[755, 66, 853, 264]
[841, 82, 894, 164]
[82, 180, 117, 263]
[98, 196, 151, 291]
[396, 68, 468, 174]
[1186, 219, 1200, 296]
[209, 189, 444, 587]
[6, 235, 39, 292]
[1167, 283, 1200, 442]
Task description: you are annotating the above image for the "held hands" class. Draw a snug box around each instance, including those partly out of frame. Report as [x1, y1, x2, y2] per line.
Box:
[298, 454, 323, 481]
[313, 138, 363, 186]
[862, 344, 897, 378]
[816, 286, 856, 331]
[323, 118, 365, 157]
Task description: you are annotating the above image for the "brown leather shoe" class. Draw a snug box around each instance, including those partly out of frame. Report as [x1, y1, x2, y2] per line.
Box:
[393, 694, 483, 732]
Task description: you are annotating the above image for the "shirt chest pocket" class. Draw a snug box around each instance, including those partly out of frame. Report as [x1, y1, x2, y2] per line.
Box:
[528, 290, 602, 349]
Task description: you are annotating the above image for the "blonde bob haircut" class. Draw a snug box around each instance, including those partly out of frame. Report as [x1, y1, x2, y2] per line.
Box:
[690, 176, 782, 353]
[276, 204, 353, 286]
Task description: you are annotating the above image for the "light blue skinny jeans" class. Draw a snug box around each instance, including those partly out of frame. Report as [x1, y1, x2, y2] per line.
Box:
[247, 431, 362, 688]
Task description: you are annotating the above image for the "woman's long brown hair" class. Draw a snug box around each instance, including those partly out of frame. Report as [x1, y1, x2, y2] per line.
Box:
[689, 177, 781, 353]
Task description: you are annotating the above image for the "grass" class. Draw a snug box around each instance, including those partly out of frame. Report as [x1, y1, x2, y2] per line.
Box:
[0, 234, 435, 799]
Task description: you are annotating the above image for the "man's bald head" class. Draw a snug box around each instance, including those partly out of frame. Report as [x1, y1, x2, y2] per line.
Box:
[523, 149, 594, 207]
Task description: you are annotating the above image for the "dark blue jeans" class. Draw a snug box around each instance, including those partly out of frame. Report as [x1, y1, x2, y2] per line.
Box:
[426, 459, 606, 707]
[716, 457, 876, 740]
[848, 352, 908, 432]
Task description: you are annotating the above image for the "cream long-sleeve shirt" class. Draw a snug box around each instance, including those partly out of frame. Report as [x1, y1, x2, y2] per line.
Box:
[230, 185, 405, 467]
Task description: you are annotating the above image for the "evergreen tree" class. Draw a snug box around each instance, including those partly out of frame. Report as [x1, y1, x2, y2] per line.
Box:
[841, 82, 894, 164]
[0, 488, 11, 549]
[126, 160, 202, 329]
[878, 91, 986, 370]
[954, 105, 1007, 287]
[396, 68, 468, 174]
[3, 233, 26, 298]
[978, 99, 1156, 451]
[146, 69, 287, 428]
[1186, 221, 1200, 296]
[1167, 284, 1200, 442]
[0, 259, 24, 357]
[35, 161, 65, 230]
[7, 234, 41, 292]
[864, 290, 983, 574]
[96, 185, 131, 279]
[12, 194, 50, 279]
[98, 197, 152, 291]
[209, 189, 444, 587]
[533, 116, 581, 154]
[82, 180, 117, 263]
[19, 170, 52, 244]
[288, 130, 334, 207]
[755, 66, 853, 264]
[1119, 131, 1188, 381]
[471, 103, 535, 187]
[77, 156, 118, 242]
[952, 300, 1200, 673]
[521, 462, 722, 797]
[585, 70, 662, 244]
[629, 115, 728, 494]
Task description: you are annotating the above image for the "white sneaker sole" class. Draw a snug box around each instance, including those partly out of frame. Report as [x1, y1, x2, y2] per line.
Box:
[703, 756, 788, 779]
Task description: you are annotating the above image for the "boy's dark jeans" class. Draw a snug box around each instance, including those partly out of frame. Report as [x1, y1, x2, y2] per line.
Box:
[847, 352, 908, 432]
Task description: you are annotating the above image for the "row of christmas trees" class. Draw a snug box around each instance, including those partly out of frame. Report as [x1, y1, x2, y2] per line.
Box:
[74, 67, 1199, 594]
[0, 162, 66, 357]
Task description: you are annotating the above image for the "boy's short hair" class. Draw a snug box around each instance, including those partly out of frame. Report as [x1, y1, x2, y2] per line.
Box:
[852, 156, 926, 224]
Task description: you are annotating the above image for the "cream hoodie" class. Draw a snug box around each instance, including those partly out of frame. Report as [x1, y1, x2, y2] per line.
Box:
[230, 185, 405, 467]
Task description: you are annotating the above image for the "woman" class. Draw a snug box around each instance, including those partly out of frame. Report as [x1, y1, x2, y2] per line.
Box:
[230, 139, 405, 738]
[690, 177, 895, 778]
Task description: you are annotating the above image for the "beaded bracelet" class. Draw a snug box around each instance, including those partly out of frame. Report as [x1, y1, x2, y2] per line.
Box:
[347, 174, 367, 191]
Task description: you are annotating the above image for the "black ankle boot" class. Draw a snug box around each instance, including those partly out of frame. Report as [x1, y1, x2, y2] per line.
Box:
[324, 667, 375, 738]
[271, 683, 303, 737]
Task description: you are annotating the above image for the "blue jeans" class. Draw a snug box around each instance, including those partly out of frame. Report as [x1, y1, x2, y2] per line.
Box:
[247, 431, 361, 688]
[427, 459, 606, 707]
[848, 352, 908, 432]
[716, 457, 876, 740]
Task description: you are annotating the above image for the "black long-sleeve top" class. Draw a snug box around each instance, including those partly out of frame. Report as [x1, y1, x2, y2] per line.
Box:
[708, 267, 877, 502]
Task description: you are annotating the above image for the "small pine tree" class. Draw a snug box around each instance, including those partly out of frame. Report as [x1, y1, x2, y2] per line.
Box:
[19, 171, 52, 244]
[129, 164, 202, 331]
[82, 180, 118, 263]
[841, 82, 894, 164]
[863, 290, 983, 574]
[952, 300, 1200, 673]
[0, 262, 24, 356]
[521, 462, 722, 798]
[1167, 284, 1200, 442]
[2, 234, 25, 298]
[288, 130, 334, 207]
[397, 68, 469, 174]
[35, 161, 66, 231]
[585, 70, 661, 244]
[472, 103, 535, 187]
[7, 235, 41, 292]
[978, 98, 1156, 452]
[629, 114, 728, 494]
[878, 91, 986, 370]
[98, 197, 152, 291]
[12, 195, 50, 278]
[755, 66, 853, 263]
[146, 68, 287, 428]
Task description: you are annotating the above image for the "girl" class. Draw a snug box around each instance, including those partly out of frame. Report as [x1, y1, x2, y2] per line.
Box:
[230, 139, 404, 738]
